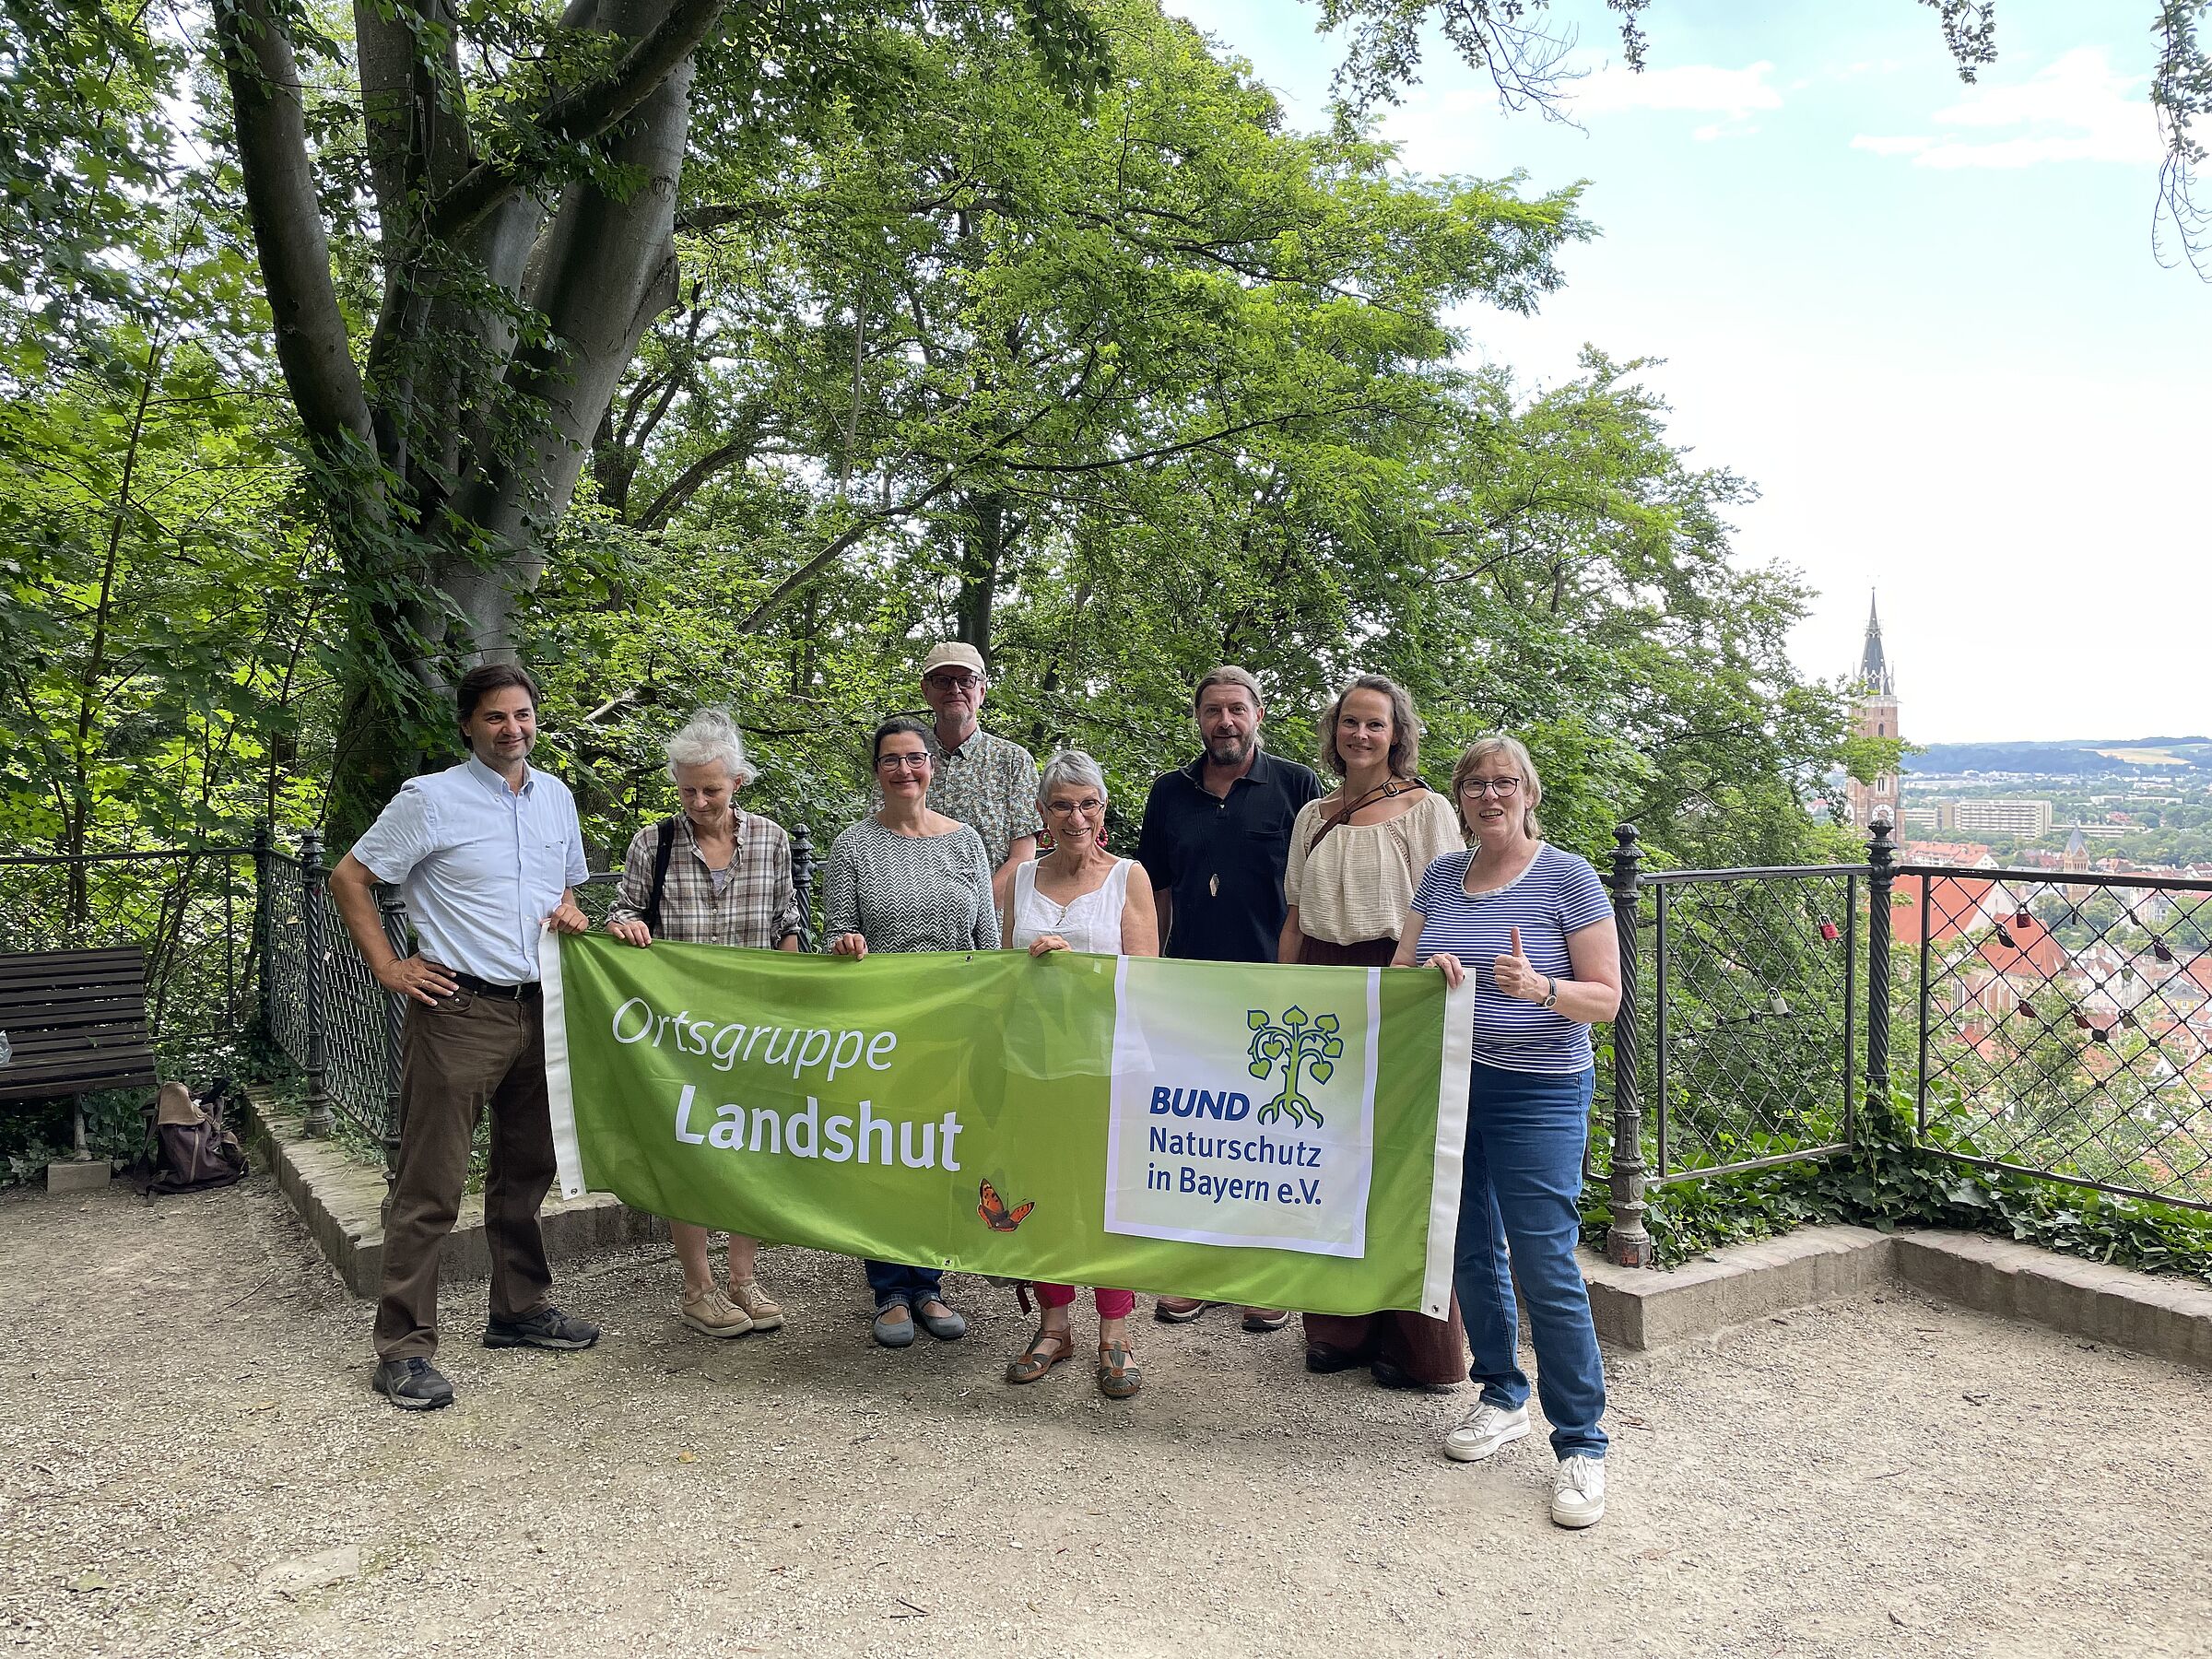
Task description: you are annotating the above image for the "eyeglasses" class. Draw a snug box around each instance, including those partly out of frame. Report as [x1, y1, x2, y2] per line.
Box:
[1459, 777, 1523, 797]
[1044, 797, 1105, 817]
[876, 753, 931, 772]
[924, 672, 982, 691]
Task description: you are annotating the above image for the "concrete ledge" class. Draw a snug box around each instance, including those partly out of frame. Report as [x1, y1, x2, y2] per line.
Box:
[1583, 1226, 1896, 1350]
[242, 1091, 663, 1298]
[45, 1159, 112, 1194]
[1582, 1222, 2212, 1371]
[1892, 1230, 2212, 1370]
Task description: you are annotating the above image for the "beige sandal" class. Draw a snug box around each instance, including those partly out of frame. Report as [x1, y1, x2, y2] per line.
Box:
[1006, 1325, 1075, 1384]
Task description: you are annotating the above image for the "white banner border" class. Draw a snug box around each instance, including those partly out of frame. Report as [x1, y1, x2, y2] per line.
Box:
[1419, 975, 1477, 1317]
[541, 925, 587, 1199]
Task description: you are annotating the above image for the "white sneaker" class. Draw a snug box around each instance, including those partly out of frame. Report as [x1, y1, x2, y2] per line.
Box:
[1551, 1455, 1606, 1528]
[1442, 1401, 1531, 1463]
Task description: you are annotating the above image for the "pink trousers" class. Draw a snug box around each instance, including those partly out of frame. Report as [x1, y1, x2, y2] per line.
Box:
[1035, 1282, 1136, 1320]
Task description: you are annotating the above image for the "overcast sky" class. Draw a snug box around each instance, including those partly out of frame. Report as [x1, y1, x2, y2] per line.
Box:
[1170, 0, 2211, 745]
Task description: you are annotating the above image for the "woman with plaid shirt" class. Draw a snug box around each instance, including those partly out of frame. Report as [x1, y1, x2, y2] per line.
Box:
[606, 708, 804, 1339]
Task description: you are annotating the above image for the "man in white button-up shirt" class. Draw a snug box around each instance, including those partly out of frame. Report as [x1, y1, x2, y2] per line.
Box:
[330, 664, 596, 1411]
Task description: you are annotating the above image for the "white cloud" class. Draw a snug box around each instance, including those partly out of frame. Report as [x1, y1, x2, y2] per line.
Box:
[1570, 61, 1782, 136]
[1853, 47, 2163, 170]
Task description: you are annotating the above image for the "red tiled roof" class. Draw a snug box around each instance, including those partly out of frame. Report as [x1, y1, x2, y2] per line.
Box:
[1890, 875, 1995, 946]
[1973, 915, 2066, 979]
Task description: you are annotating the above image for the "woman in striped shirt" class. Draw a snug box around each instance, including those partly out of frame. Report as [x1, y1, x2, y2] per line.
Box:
[1392, 735, 1622, 1529]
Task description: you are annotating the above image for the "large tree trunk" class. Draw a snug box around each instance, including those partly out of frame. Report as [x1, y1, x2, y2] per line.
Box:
[956, 490, 1009, 652]
[427, 0, 695, 663]
[221, 0, 723, 833]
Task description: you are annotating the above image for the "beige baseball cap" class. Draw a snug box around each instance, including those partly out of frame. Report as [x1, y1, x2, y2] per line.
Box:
[920, 641, 986, 677]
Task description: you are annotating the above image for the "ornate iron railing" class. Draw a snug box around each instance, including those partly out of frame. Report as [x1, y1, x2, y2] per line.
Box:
[12, 818, 2206, 1230]
[1598, 821, 2212, 1264]
[1905, 860, 2212, 1211]
[256, 824, 818, 1180]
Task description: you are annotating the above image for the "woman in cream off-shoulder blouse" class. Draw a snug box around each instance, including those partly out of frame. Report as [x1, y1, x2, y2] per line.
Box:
[1277, 674, 1470, 1394]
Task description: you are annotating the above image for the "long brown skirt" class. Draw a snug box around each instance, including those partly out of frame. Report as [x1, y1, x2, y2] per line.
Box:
[1295, 933, 1470, 1387]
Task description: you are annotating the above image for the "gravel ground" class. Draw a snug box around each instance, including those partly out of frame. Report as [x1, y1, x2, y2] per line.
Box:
[4, 1173, 2208, 1659]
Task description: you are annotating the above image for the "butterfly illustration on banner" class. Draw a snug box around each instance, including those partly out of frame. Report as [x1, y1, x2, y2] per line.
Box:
[978, 1177, 1035, 1231]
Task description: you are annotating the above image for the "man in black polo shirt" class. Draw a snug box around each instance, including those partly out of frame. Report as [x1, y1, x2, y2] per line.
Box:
[1135, 664, 1324, 1330]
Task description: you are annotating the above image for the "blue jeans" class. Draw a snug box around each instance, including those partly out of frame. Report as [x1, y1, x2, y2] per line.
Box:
[866, 1260, 945, 1311]
[1454, 1063, 1607, 1460]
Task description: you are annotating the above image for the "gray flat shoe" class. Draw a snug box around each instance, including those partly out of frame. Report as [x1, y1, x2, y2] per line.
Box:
[872, 1304, 916, 1348]
[912, 1297, 967, 1342]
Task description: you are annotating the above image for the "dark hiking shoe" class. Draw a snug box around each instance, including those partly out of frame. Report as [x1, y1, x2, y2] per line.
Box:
[483, 1304, 601, 1351]
[1304, 1343, 1373, 1374]
[373, 1357, 454, 1411]
[1371, 1358, 1459, 1394]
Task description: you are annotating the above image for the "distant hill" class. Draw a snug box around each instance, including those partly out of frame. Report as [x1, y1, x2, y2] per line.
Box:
[1904, 737, 2212, 776]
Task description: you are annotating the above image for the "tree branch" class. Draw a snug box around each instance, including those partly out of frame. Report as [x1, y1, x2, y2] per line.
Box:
[215, 0, 374, 453]
[733, 469, 967, 634]
[632, 422, 760, 532]
[998, 404, 1377, 476]
[426, 0, 727, 244]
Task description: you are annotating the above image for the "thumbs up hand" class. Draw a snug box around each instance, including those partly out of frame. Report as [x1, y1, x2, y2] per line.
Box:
[1493, 924, 1549, 1004]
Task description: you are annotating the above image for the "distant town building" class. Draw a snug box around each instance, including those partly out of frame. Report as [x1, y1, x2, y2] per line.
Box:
[1845, 593, 1900, 829]
[1904, 841, 1995, 868]
[1900, 806, 1943, 832]
[1943, 798, 2055, 837]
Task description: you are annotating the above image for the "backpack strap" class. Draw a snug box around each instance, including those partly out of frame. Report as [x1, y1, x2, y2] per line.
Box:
[642, 817, 679, 933]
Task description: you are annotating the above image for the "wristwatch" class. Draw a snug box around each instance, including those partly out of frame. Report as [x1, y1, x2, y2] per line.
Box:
[1539, 976, 1558, 1010]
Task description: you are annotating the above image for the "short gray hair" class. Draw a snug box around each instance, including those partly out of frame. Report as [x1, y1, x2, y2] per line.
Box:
[1450, 734, 1542, 840]
[1037, 749, 1108, 810]
[665, 707, 755, 787]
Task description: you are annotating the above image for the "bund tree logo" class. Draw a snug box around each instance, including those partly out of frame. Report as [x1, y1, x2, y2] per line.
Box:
[1245, 1006, 1344, 1126]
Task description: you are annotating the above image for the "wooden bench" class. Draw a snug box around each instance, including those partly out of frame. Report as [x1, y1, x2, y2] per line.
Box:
[0, 947, 159, 1169]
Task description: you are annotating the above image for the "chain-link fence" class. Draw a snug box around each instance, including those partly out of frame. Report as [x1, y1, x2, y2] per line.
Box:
[257, 828, 818, 1180]
[1596, 826, 2212, 1265]
[1641, 867, 1859, 1182]
[1591, 849, 1859, 1260]
[260, 841, 406, 1159]
[1908, 862, 2212, 1210]
[20, 819, 2204, 1223]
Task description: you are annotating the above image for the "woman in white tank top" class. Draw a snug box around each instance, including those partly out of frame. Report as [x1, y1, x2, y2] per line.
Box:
[1001, 750, 1159, 1398]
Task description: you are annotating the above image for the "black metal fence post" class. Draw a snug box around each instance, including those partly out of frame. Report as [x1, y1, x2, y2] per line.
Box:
[251, 821, 275, 1044]
[1605, 823, 1653, 1267]
[1866, 818, 1896, 1130]
[791, 822, 816, 952]
[375, 883, 410, 1188]
[299, 829, 334, 1138]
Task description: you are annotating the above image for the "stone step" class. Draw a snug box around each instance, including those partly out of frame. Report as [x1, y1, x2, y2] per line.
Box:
[240, 1088, 663, 1299]
[1582, 1222, 2212, 1369]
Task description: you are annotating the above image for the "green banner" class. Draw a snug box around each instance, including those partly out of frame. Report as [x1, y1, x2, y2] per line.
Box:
[545, 934, 1472, 1315]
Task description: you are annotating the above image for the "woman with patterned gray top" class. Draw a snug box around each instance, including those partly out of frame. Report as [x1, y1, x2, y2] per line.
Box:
[823, 717, 999, 1347]
[605, 708, 800, 1344]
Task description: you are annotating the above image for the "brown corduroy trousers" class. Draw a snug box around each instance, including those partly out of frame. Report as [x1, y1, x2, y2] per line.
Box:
[372, 990, 557, 1360]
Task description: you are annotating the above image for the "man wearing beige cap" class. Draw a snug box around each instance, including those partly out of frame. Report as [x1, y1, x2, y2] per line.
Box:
[915, 641, 1040, 914]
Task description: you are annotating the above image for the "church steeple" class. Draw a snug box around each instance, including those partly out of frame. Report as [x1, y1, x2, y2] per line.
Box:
[1845, 590, 1901, 829]
[1858, 592, 1894, 696]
